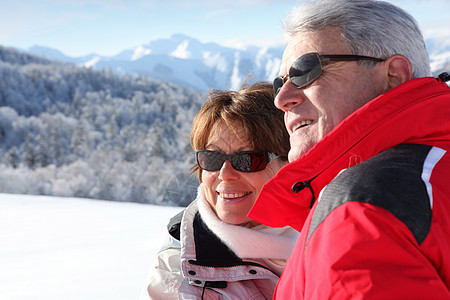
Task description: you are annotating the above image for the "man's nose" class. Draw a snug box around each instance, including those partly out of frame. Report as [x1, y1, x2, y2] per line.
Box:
[274, 79, 305, 112]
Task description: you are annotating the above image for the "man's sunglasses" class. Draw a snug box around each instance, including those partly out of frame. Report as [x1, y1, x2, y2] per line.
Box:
[195, 150, 278, 173]
[273, 52, 385, 95]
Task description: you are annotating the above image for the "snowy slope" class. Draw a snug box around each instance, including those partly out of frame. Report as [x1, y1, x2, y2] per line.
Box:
[0, 194, 182, 300]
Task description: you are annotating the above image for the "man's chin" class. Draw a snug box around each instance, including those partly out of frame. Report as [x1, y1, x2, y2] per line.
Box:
[288, 143, 315, 162]
[289, 134, 317, 162]
[288, 148, 303, 162]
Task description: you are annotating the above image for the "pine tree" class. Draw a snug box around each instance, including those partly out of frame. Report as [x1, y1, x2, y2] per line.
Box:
[4, 146, 19, 168]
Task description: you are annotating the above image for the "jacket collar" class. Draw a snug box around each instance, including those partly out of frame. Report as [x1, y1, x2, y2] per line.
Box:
[249, 77, 450, 231]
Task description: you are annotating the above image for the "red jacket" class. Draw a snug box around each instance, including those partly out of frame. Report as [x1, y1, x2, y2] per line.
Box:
[249, 77, 450, 299]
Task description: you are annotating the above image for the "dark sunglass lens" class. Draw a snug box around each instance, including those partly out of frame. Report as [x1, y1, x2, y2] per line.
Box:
[289, 53, 322, 88]
[197, 151, 224, 171]
[197, 151, 271, 173]
[273, 76, 284, 95]
[231, 151, 268, 172]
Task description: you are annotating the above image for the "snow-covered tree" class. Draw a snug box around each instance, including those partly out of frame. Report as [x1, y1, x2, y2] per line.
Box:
[0, 45, 206, 206]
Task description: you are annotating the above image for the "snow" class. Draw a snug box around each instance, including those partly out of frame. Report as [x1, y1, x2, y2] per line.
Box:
[132, 46, 152, 61]
[83, 56, 101, 68]
[170, 40, 191, 59]
[0, 193, 183, 300]
[26, 34, 284, 92]
[430, 51, 450, 72]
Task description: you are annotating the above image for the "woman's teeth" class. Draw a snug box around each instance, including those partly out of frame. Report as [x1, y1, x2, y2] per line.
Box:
[293, 120, 313, 131]
[219, 192, 248, 199]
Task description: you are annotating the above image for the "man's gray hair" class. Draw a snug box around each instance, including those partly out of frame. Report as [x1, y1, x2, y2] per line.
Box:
[283, 0, 431, 78]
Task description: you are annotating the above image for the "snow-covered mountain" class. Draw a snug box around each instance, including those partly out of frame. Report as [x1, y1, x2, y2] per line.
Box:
[426, 38, 450, 76]
[28, 34, 283, 92]
[25, 34, 450, 92]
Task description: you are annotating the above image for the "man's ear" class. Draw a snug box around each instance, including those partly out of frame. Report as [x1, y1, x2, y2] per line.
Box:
[384, 54, 413, 89]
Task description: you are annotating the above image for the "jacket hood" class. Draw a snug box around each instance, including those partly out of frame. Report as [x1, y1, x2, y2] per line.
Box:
[249, 77, 450, 231]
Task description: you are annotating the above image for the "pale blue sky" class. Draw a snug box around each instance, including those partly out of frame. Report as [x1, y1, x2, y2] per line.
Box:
[0, 0, 449, 57]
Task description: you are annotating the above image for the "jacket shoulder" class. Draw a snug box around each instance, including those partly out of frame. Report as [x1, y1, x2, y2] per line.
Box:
[310, 143, 437, 245]
[167, 209, 185, 241]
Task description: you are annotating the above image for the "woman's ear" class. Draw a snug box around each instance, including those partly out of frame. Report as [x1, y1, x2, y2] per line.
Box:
[384, 54, 413, 89]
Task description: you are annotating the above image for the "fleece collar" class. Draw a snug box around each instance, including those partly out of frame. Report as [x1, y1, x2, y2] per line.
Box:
[196, 185, 298, 261]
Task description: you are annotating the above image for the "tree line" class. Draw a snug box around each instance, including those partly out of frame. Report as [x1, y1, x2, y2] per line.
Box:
[0, 45, 203, 206]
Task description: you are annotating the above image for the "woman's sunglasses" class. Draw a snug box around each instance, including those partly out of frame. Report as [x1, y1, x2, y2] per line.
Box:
[273, 52, 385, 95]
[195, 150, 278, 173]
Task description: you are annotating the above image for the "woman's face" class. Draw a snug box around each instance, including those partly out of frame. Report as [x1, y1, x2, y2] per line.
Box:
[201, 122, 285, 226]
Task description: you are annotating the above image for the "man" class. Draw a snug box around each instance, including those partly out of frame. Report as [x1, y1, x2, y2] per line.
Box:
[249, 0, 450, 299]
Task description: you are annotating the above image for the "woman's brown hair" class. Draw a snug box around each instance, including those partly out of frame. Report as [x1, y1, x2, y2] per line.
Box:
[190, 81, 290, 181]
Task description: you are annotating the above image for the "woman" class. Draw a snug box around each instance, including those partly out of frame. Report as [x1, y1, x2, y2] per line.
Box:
[144, 82, 297, 299]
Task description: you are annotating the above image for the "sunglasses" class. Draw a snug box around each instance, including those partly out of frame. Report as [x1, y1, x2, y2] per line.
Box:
[273, 52, 385, 95]
[195, 150, 278, 173]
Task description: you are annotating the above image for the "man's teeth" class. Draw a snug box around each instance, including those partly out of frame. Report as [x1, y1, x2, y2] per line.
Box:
[293, 120, 313, 131]
[219, 192, 248, 199]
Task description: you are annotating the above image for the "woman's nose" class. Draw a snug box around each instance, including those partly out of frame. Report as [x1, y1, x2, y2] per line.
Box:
[218, 160, 240, 181]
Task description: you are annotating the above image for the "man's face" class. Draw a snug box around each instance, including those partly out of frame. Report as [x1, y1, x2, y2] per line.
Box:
[275, 27, 387, 162]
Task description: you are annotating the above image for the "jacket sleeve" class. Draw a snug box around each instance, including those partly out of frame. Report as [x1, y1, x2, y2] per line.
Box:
[141, 234, 184, 300]
[304, 201, 449, 299]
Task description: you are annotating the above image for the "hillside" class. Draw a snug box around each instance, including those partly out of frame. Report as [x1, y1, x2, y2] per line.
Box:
[0, 45, 202, 206]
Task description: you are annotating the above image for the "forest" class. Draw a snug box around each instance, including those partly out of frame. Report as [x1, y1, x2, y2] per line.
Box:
[0, 45, 205, 206]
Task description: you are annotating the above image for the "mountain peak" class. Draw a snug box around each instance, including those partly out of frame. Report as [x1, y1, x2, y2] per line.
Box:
[131, 46, 152, 61]
[170, 40, 191, 59]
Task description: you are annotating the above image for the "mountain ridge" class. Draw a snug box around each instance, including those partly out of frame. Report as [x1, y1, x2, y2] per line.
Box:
[24, 34, 450, 92]
[26, 34, 284, 91]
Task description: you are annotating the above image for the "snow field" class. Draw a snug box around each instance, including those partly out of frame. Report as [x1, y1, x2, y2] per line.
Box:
[0, 194, 182, 300]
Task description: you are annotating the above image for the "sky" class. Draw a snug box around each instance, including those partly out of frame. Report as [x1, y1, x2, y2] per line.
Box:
[0, 0, 449, 57]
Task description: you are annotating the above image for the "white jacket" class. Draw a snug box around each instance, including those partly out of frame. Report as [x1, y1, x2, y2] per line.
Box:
[143, 185, 298, 299]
